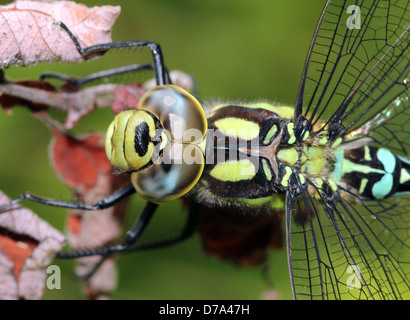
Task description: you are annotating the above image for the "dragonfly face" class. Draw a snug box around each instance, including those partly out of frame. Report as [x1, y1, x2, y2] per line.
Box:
[105, 85, 207, 203]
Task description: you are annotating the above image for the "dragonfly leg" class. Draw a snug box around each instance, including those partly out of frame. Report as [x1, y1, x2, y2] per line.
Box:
[57, 200, 158, 258]
[55, 21, 169, 86]
[0, 183, 136, 212]
[130, 201, 199, 251]
[57, 198, 198, 260]
[39, 63, 156, 88]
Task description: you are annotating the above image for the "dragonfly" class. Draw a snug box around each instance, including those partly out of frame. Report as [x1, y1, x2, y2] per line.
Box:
[0, 0, 409, 299]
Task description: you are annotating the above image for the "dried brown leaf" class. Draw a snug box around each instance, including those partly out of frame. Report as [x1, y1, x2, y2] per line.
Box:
[0, 79, 55, 113]
[0, 0, 120, 67]
[0, 80, 131, 128]
[0, 191, 66, 300]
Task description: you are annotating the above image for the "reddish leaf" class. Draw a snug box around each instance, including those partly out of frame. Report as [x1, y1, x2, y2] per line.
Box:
[50, 130, 111, 193]
[111, 84, 145, 113]
[0, 0, 120, 67]
[0, 191, 66, 300]
[0, 227, 39, 280]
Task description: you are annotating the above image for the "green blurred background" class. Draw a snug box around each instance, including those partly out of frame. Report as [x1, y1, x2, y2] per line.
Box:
[0, 0, 325, 299]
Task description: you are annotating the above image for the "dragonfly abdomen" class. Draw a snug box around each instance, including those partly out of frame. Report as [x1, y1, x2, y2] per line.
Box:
[332, 145, 410, 199]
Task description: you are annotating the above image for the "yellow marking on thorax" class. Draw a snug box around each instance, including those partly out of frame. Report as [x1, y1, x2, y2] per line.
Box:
[277, 148, 299, 166]
[263, 124, 278, 144]
[261, 158, 273, 181]
[210, 159, 256, 182]
[214, 117, 260, 140]
[281, 166, 293, 187]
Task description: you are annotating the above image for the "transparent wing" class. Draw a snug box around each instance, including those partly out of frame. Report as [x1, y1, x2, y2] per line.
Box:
[286, 177, 410, 300]
[294, 0, 409, 139]
[350, 78, 410, 157]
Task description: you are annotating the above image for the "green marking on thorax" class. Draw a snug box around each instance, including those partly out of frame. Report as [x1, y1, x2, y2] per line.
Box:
[315, 177, 324, 188]
[247, 103, 294, 119]
[263, 124, 278, 144]
[331, 137, 342, 148]
[239, 195, 285, 209]
[301, 146, 326, 175]
[328, 178, 338, 192]
[281, 166, 292, 187]
[287, 122, 296, 144]
[318, 136, 328, 145]
[206, 192, 285, 210]
[302, 130, 310, 141]
[214, 117, 260, 140]
[277, 148, 298, 166]
[261, 158, 273, 181]
[210, 159, 256, 182]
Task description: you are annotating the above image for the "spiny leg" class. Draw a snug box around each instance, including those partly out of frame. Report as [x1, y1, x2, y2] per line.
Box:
[56, 22, 170, 86]
[0, 183, 140, 279]
[0, 183, 136, 213]
[39, 63, 155, 88]
[59, 199, 199, 258]
[0, 183, 160, 279]
[130, 199, 199, 252]
[57, 200, 159, 259]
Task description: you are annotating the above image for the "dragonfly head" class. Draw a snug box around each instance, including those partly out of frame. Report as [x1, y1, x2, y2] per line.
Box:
[105, 85, 207, 203]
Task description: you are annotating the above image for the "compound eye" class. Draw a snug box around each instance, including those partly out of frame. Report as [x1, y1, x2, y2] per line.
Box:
[130, 143, 204, 203]
[105, 109, 160, 171]
[138, 85, 207, 143]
